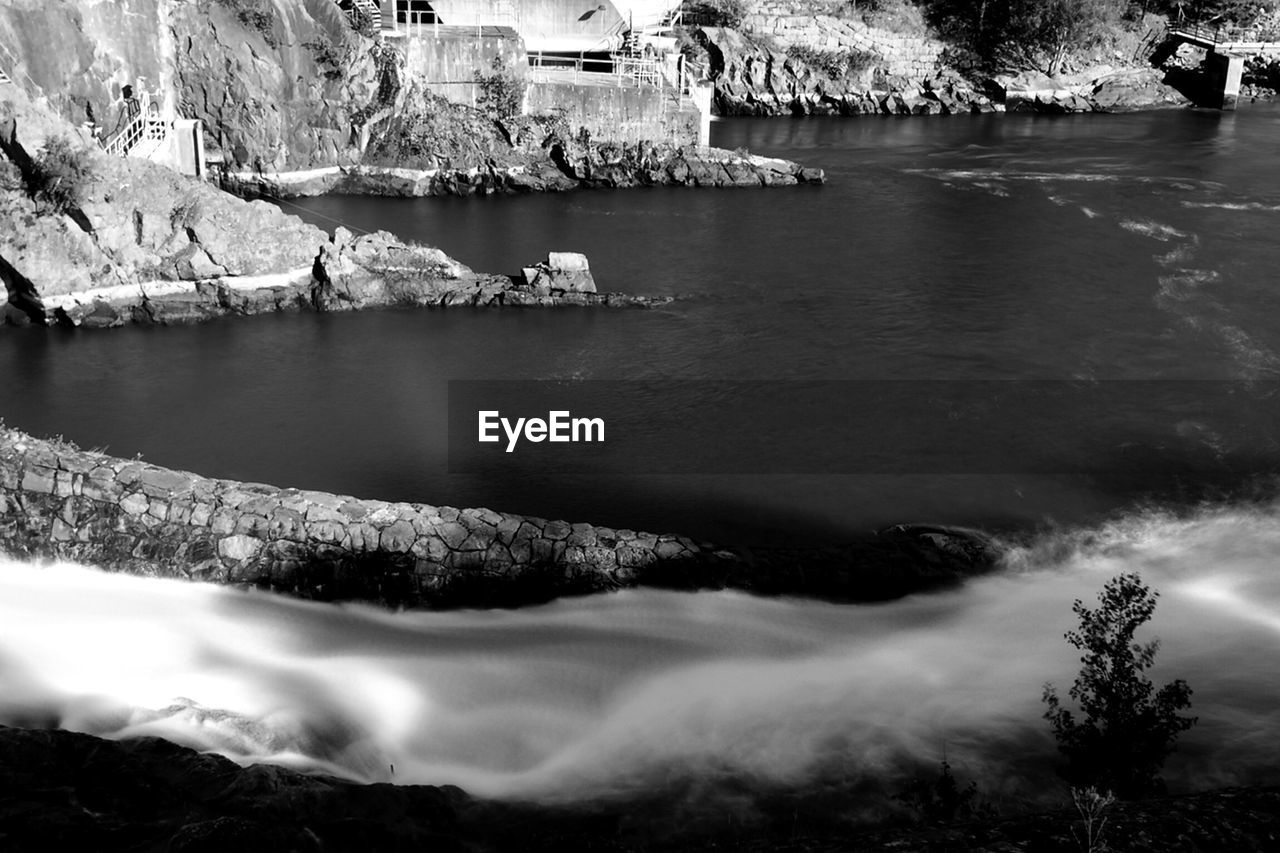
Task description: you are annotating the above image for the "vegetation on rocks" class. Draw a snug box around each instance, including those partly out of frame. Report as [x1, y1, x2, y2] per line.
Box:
[213, 0, 280, 47]
[922, 0, 1278, 75]
[25, 135, 90, 216]
[473, 56, 526, 120]
[785, 44, 879, 77]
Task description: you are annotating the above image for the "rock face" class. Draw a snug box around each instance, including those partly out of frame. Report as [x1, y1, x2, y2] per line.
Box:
[0, 86, 666, 327]
[702, 26, 995, 117]
[522, 252, 596, 295]
[700, 20, 1190, 117]
[170, 0, 377, 172]
[0, 428, 998, 608]
[0, 84, 322, 315]
[998, 67, 1189, 113]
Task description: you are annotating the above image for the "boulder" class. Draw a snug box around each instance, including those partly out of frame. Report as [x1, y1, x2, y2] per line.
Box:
[1089, 67, 1190, 112]
[521, 253, 596, 294]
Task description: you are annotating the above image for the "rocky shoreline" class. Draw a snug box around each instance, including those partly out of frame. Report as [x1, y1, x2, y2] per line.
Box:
[222, 144, 825, 199]
[2, 724, 1277, 853]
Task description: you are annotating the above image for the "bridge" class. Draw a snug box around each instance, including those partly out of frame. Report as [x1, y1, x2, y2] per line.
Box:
[1149, 17, 1280, 109]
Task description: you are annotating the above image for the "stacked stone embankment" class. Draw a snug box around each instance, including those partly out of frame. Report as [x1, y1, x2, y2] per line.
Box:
[742, 12, 950, 82]
[0, 429, 999, 608]
[0, 429, 707, 608]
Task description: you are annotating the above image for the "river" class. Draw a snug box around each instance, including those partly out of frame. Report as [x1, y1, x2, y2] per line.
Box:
[4, 108, 1280, 812]
[5, 109, 1280, 543]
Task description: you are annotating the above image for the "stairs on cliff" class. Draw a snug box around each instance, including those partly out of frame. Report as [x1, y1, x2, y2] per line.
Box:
[337, 0, 382, 29]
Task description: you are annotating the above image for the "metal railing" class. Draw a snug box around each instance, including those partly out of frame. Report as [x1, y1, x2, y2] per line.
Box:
[389, 8, 519, 39]
[101, 91, 171, 158]
[1168, 17, 1280, 46]
[341, 0, 380, 27]
[528, 51, 668, 89]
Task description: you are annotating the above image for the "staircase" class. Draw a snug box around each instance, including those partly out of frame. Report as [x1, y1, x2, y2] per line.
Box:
[101, 91, 173, 160]
[338, 0, 381, 28]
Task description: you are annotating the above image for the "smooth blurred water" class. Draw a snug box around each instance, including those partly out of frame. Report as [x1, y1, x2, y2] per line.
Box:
[5, 505, 1280, 806]
[5, 107, 1280, 542]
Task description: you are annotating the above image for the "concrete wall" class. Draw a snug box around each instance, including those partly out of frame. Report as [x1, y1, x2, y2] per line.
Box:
[526, 76, 697, 144]
[401, 28, 526, 106]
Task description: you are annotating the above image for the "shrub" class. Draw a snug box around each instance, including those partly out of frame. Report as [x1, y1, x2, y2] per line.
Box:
[1071, 786, 1116, 853]
[303, 36, 348, 81]
[473, 56, 525, 120]
[215, 0, 279, 47]
[685, 0, 749, 28]
[785, 45, 878, 78]
[1042, 572, 1197, 798]
[27, 136, 91, 215]
[895, 759, 995, 823]
[925, 0, 1127, 74]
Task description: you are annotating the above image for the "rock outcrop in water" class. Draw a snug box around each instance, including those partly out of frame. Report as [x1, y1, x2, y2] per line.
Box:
[0, 428, 998, 608]
[0, 86, 666, 328]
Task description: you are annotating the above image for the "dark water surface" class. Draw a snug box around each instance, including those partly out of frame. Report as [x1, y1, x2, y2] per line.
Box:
[7, 107, 1280, 544]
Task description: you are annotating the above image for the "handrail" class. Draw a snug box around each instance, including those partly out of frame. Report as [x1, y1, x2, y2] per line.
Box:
[390, 9, 519, 39]
[1168, 17, 1280, 45]
[101, 91, 171, 158]
[528, 51, 669, 89]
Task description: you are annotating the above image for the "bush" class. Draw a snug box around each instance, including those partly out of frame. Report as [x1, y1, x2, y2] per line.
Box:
[785, 45, 878, 78]
[215, 0, 279, 47]
[473, 56, 525, 120]
[925, 0, 1127, 74]
[685, 0, 749, 28]
[27, 136, 91, 215]
[1042, 572, 1197, 798]
[895, 759, 995, 823]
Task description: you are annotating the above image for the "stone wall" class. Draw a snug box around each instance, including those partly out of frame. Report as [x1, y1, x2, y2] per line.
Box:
[0, 428, 708, 608]
[0, 428, 999, 608]
[741, 12, 948, 81]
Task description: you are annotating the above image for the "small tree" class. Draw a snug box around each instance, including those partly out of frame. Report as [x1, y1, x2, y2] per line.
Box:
[474, 56, 525, 121]
[1043, 572, 1196, 798]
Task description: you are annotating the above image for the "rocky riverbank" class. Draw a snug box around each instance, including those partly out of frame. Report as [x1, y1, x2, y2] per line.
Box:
[696, 22, 1190, 116]
[2, 724, 1278, 852]
[222, 142, 824, 199]
[0, 85, 675, 329]
[0, 427, 998, 608]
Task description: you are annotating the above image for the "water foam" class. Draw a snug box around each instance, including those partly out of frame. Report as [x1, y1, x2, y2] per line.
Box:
[4, 504, 1280, 802]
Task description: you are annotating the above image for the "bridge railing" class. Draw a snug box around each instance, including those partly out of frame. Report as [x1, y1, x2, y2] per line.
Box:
[1168, 17, 1280, 46]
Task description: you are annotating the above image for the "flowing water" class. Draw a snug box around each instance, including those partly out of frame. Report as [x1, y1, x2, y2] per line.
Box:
[3, 505, 1280, 807]
[5, 108, 1280, 806]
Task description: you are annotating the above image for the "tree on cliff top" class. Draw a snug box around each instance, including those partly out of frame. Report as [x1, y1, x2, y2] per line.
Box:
[1042, 572, 1197, 799]
[926, 0, 1127, 75]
